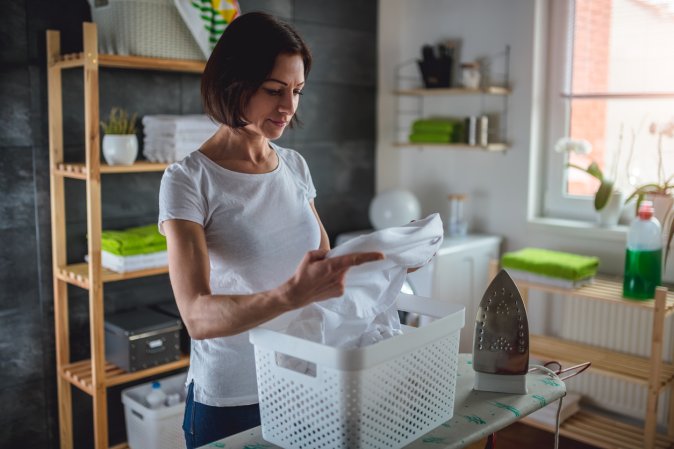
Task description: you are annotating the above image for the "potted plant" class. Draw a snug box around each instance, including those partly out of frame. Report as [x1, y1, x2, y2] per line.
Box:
[100, 107, 138, 165]
[555, 137, 624, 226]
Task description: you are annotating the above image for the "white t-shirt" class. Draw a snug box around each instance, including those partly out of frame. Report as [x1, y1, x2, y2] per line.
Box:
[158, 142, 321, 406]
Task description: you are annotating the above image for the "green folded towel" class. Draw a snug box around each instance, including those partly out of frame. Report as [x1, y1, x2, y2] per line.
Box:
[412, 119, 460, 134]
[409, 132, 451, 143]
[101, 224, 167, 256]
[501, 247, 599, 281]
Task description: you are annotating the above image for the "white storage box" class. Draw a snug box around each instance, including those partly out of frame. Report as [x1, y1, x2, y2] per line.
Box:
[250, 293, 465, 449]
[88, 0, 203, 60]
[121, 372, 187, 449]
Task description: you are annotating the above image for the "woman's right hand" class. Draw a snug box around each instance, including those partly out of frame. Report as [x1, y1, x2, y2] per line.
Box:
[281, 249, 384, 309]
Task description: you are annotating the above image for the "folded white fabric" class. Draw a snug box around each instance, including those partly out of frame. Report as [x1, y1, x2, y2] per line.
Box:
[284, 213, 444, 350]
[142, 114, 219, 162]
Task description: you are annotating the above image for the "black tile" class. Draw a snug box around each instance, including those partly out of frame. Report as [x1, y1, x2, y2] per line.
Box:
[0, 66, 33, 147]
[0, 0, 28, 64]
[0, 227, 39, 312]
[294, 0, 377, 31]
[100, 69, 183, 118]
[0, 308, 44, 388]
[26, 0, 91, 64]
[314, 192, 373, 240]
[0, 146, 36, 231]
[180, 73, 203, 115]
[290, 82, 376, 142]
[239, 0, 293, 20]
[294, 22, 376, 87]
[0, 379, 49, 449]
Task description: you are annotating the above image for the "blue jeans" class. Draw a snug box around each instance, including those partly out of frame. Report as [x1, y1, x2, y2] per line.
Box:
[182, 381, 261, 449]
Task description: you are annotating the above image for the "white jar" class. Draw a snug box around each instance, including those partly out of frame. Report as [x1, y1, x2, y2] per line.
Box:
[461, 62, 481, 89]
[102, 134, 138, 165]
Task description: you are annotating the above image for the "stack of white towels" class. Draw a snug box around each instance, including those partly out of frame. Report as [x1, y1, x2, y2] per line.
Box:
[142, 115, 220, 163]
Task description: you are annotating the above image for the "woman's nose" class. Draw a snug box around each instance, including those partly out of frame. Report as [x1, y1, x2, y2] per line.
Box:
[278, 91, 296, 115]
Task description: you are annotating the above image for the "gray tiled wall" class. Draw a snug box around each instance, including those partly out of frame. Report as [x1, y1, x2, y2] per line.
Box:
[0, 0, 377, 447]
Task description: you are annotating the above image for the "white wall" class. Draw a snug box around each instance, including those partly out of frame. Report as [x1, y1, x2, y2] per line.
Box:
[377, 0, 634, 276]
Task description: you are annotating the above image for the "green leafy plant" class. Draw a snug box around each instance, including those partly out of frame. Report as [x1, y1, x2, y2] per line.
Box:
[100, 107, 137, 135]
[555, 137, 618, 211]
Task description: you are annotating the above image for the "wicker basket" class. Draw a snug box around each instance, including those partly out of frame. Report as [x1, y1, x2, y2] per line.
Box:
[88, 0, 204, 60]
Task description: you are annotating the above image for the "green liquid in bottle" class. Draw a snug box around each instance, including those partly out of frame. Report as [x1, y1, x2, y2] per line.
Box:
[623, 249, 662, 300]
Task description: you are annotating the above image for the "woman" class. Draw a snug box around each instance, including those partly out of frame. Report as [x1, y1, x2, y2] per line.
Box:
[158, 12, 383, 449]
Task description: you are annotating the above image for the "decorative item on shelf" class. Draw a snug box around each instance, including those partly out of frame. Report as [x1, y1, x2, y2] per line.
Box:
[447, 193, 468, 237]
[174, 0, 240, 59]
[460, 61, 481, 89]
[417, 43, 453, 88]
[100, 107, 139, 165]
[368, 189, 421, 230]
[555, 136, 624, 227]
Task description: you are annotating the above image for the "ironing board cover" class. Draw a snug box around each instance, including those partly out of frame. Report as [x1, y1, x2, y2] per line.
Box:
[203, 354, 567, 449]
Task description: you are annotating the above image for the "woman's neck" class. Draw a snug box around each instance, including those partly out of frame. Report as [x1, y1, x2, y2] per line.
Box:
[200, 125, 278, 174]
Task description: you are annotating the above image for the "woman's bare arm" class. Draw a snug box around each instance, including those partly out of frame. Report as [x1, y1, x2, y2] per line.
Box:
[163, 219, 382, 340]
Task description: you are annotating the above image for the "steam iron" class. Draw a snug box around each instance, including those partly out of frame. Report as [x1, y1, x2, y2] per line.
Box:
[473, 269, 529, 394]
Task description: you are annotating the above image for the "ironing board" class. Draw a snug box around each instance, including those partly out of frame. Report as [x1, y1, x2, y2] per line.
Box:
[199, 353, 567, 449]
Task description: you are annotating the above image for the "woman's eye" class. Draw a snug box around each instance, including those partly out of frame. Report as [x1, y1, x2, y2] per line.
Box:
[294, 90, 304, 96]
[264, 88, 282, 96]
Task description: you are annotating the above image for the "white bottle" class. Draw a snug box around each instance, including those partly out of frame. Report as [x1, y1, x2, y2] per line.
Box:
[145, 381, 167, 409]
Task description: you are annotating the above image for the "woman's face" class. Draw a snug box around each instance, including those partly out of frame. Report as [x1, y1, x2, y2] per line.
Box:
[244, 53, 305, 140]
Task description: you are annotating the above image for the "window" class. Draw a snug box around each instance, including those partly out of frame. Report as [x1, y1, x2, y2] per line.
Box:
[543, 0, 674, 221]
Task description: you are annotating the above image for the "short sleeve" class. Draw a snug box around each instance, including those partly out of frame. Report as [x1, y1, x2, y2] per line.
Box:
[300, 155, 317, 200]
[158, 163, 207, 235]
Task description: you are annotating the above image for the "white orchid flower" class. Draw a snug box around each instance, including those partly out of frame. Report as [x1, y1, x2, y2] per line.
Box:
[554, 137, 592, 155]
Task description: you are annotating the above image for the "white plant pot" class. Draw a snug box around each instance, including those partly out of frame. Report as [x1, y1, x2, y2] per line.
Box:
[596, 191, 624, 227]
[102, 134, 138, 165]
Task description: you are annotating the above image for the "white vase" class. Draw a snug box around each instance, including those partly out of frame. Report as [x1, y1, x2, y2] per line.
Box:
[102, 134, 138, 165]
[596, 191, 624, 227]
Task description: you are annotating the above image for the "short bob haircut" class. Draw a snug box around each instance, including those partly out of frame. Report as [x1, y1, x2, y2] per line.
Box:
[201, 12, 312, 129]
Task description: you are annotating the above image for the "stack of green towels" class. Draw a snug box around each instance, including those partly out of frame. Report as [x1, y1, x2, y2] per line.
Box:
[501, 247, 599, 288]
[98, 224, 168, 273]
[409, 118, 463, 144]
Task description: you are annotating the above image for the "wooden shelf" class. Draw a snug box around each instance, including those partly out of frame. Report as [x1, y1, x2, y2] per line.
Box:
[522, 410, 674, 449]
[394, 142, 508, 151]
[394, 86, 510, 96]
[54, 161, 169, 179]
[515, 277, 674, 316]
[56, 263, 168, 289]
[530, 334, 674, 387]
[51, 52, 205, 73]
[60, 355, 189, 395]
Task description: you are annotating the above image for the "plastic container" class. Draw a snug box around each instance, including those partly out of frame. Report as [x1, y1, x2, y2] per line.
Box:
[623, 201, 662, 299]
[145, 381, 167, 409]
[88, 0, 204, 60]
[249, 293, 465, 449]
[121, 373, 187, 449]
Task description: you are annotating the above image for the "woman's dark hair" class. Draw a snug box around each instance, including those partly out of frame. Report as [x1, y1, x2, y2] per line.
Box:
[201, 12, 312, 129]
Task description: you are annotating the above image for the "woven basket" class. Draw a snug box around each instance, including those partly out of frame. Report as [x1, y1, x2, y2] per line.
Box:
[89, 0, 204, 60]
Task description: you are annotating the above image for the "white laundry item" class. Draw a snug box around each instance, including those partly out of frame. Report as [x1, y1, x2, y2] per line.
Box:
[142, 115, 220, 133]
[143, 131, 215, 144]
[283, 213, 444, 350]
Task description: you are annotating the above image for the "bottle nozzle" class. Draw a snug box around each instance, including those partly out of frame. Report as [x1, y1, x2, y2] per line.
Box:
[638, 200, 654, 220]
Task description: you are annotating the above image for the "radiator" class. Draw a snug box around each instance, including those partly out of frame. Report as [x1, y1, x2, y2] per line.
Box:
[556, 295, 673, 427]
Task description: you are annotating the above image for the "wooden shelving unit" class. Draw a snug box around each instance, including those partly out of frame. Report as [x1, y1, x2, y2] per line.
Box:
[393, 141, 508, 152]
[489, 261, 674, 449]
[47, 23, 201, 449]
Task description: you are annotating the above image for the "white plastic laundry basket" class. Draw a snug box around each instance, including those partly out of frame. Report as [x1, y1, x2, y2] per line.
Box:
[249, 293, 465, 449]
[121, 372, 187, 449]
[88, 0, 204, 60]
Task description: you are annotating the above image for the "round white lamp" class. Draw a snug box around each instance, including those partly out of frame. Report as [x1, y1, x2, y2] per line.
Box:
[368, 189, 422, 230]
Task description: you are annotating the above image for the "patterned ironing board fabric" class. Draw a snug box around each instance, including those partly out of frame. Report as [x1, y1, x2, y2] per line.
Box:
[201, 353, 567, 449]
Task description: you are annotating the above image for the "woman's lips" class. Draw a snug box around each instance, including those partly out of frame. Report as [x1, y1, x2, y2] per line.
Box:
[269, 119, 288, 128]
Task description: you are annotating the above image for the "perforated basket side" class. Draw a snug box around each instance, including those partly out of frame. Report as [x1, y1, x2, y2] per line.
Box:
[255, 330, 460, 449]
[90, 0, 204, 59]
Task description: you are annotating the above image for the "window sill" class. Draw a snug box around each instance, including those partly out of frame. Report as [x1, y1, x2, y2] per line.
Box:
[527, 217, 628, 242]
